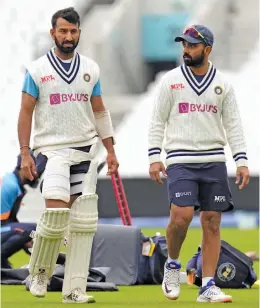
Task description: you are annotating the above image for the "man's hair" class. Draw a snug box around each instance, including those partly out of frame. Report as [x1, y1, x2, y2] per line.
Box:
[51, 7, 80, 28]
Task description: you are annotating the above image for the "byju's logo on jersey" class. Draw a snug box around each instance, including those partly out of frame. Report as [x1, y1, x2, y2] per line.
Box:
[179, 102, 189, 113]
[49, 93, 89, 105]
[179, 102, 218, 114]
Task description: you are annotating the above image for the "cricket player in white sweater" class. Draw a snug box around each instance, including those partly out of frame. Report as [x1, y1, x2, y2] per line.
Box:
[17, 7, 119, 304]
[148, 25, 250, 303]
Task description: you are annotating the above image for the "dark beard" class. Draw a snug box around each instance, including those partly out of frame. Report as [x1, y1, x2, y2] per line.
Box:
[183, 51, 205, 67]
[54, 38, 79, 54]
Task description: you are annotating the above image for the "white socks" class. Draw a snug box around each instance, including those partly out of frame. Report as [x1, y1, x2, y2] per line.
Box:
[202, 277, 214, 287]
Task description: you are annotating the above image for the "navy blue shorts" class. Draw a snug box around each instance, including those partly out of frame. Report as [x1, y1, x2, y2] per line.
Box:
[166, 162, 233, 212]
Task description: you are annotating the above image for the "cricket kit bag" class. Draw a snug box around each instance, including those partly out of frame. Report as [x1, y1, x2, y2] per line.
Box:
[186, 240, 257, 289]
[137, 235, 168, 284]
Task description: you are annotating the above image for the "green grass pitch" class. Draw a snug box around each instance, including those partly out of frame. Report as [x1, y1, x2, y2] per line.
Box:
[1, 228, 259, 307]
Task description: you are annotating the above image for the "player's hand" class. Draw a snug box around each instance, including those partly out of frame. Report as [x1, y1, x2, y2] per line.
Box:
[106, 151, 119, 176]
[149, 162, 167, 184]
[235, 166, 250, 190]
[21, 153, 37, 181]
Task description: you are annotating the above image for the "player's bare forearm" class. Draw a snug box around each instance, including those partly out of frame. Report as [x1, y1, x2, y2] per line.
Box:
[18, 93, 36, 154]
[103, 137, 119, 175]
[102, 137, 115, 154]
[90, 95, 105, 112]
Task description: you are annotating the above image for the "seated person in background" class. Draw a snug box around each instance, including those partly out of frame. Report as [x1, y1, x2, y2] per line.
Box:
[0, 152, 40, 268]
[1, 151, 39, 225]
[1, 225, 35, 268]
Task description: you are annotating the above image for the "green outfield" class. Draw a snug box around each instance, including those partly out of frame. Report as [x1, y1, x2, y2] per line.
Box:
[1, 228, 259, 308]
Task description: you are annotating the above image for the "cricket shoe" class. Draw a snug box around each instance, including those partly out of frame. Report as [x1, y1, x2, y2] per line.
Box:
[29, 273, 48, 297]
[162, 261, 181, 300]
[62, 288, 96, 304]
[197, 279, 232, 303]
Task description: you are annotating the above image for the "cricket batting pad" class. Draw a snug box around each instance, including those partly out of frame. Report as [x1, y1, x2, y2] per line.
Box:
[62, 194, 98, 296]
[29, 208, 70, 277]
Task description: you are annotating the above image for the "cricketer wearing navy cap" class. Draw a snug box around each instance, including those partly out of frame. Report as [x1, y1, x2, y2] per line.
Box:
[175, 25, 214, 46]
[174, 25, 214, 68]
[149, 22, 250, 304]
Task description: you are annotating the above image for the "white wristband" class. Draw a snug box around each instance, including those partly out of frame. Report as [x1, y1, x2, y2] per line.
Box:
[94, 110, 115, 144]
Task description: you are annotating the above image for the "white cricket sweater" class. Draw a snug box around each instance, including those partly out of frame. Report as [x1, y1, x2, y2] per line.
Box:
[26, 48, 100, 154]
[148, 62, 248, 167]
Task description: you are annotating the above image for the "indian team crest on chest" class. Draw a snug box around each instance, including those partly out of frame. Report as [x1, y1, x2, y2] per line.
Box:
[83, 73, 91, 82]
[214, 86, 223, 95]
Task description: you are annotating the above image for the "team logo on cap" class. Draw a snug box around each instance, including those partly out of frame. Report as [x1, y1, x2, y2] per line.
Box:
[83, 73, 91, 82]
[214, 86, 223, 95]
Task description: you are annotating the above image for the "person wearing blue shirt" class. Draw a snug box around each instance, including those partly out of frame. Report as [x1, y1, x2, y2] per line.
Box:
[1, 152, 38, 225]
[0, 152, 39, 268]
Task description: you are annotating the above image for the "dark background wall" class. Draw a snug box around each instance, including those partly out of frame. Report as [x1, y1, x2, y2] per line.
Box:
[96, 176, 259, 218]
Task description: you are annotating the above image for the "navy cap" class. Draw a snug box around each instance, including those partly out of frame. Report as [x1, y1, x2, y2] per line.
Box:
[175, 25, 214, 46]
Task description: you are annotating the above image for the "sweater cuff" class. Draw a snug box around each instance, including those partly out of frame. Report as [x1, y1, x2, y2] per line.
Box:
[233, 152, 248, 167]
[148, 147, 162, 164]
